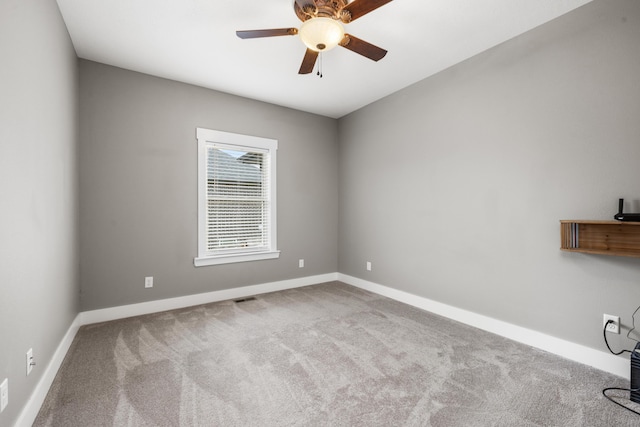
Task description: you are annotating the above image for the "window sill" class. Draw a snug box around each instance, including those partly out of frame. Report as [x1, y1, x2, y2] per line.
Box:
[194, 250, 280, 267]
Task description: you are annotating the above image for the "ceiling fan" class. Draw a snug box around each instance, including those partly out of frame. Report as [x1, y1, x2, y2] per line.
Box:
[236, 0, 394, 75]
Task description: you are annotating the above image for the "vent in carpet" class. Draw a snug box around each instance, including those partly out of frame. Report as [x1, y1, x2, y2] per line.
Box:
[234, 297, 257, 303]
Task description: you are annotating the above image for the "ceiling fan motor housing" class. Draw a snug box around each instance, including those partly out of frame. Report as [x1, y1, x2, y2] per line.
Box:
[295, 0, 352, 23]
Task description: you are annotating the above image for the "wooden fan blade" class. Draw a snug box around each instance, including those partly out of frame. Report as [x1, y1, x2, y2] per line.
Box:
[340, 34, 387, 61]
[236, 28, 298, 39]
[299, 49, 319, 74]
[342, 0, 394, 21]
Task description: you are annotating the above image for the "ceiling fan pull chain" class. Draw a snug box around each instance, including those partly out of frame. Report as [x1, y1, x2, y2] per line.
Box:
[317, 52, 323, 78]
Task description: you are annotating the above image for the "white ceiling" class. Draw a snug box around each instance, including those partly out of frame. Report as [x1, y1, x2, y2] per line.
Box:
[56, 0, 593, 118]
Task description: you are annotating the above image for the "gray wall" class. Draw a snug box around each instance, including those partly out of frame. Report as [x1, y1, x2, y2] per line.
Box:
[2, 1, 639, 423]
[78, 61, 339, 311]
[338, 0, 640, 353]
[0, 0, 79, 425]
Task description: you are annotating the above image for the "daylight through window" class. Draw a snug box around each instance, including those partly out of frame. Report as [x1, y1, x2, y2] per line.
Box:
[195, 128, 279, 266]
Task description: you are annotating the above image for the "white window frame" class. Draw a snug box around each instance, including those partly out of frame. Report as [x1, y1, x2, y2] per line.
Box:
[194, 128, 279, 267]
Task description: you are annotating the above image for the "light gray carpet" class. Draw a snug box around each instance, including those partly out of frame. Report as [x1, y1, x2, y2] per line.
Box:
[34, 282, 638, 426]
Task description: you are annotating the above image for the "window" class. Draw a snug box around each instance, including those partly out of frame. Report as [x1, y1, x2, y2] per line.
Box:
[194, 128, 279, 266]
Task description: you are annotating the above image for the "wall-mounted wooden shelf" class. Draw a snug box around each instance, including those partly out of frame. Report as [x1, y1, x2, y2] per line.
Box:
[560, 220, 640, 258]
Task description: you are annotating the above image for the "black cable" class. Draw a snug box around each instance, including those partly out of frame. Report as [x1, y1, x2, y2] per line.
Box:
[602, 312, 640, 417]
[603, 387, 640, 416]
[604, 320, 632, 355]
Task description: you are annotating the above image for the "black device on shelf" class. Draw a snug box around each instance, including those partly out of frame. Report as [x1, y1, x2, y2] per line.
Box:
[614, 198, 640, 222]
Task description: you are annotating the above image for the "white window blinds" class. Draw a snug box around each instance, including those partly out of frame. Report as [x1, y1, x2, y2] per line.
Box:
[206, 146, 270, 253]
[195, 128, 279, 266]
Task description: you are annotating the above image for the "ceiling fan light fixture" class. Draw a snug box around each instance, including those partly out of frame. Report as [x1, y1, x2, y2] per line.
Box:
[299, 17, 344, 52]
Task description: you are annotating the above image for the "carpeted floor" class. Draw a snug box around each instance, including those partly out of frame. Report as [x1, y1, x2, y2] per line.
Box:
[34, 281, 639, 426]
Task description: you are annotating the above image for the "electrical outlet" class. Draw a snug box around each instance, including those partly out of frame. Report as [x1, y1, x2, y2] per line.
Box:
[603, 314, 620, 334]
[26, 348, 34, 375]
[145, 276, 153, 288]
[299, 259, 304, 268]
[366, 261, 372, 271]
[0, 378, 7, 412]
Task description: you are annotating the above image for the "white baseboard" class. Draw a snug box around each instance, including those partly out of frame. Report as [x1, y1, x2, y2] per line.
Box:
[79, 272, 339, 325]
[16, 271, 628, 426]
[15, 313, 83, 427]
[338, 273, 629, 379]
